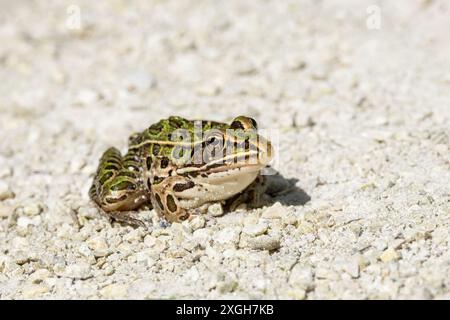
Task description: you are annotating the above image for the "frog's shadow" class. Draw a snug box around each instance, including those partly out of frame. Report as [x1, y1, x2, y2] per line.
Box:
[263, 173, 311, 207]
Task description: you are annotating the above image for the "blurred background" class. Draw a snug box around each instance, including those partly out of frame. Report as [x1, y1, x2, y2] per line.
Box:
[0, 0, 449, 299]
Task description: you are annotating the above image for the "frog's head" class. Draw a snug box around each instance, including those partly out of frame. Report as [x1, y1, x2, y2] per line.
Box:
[171, 115, 273, 175]
[165, 116, 273, 212]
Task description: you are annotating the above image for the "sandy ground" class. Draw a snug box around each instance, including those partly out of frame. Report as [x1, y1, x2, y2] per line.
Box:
[0, 0, 449, 299]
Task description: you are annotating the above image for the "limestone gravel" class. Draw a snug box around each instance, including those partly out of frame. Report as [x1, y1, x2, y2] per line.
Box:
[0, 0, 449, 299]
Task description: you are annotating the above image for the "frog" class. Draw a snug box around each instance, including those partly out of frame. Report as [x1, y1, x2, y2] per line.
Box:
[89, 116, 273, 227]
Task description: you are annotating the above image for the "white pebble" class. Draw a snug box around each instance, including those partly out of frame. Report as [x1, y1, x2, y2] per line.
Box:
[214, 227, 241, 245]
[87, 236, 109, 257]
[144, 235, 157, 247]
[23, 204, 42, 216]
[380, 247, 399, 263]
[246, 235, 281, 251]
[261, 202, 284, 219]
[242, 222, 268, 237]
[17, 217, 33, 228]
[78, 244, 92, 258]
[100, 284, 128, 299]
[289, 264, 314, 290]
[188, 216, 206, 231]
[0, 182, 13, 201]
[22, 284, 50, 298]
[208, 203, 224, 217]
[62, 262, 92, 280]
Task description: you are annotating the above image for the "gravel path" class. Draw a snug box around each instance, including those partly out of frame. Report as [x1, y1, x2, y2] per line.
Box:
[0, 0, 449, 299]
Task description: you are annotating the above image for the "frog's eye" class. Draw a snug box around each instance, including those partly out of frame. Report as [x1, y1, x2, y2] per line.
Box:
[230, 116, 258, 131]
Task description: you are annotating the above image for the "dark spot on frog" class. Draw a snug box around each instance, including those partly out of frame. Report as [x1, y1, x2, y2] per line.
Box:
[152, 144, 161, 156]
[146, 157, 152, 170]
[161, 157, 169, 169]
[173, 180, 195, 192]
[166, 194, 177, 212]
[154, 193, 164, 210]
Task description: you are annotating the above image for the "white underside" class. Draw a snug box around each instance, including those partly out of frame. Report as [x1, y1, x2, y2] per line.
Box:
[175, 165, 262, 209]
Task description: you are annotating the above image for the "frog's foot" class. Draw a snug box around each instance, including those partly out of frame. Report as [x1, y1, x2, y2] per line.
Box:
[226, 174, 267, 211]
[150, 176, 194, 223]
[106, 211, 147, 228]
[90, 147, 148, 227]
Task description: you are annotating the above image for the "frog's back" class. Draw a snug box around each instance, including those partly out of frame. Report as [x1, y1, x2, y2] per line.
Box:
[129, 116, 229, 156]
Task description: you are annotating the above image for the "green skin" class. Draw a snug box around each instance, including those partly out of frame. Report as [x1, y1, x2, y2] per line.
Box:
[89, 116, 272, 227]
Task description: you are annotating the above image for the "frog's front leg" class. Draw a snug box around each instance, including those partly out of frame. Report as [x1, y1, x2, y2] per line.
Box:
[89, 147, 148, 227]
[150, 176, 195, 223]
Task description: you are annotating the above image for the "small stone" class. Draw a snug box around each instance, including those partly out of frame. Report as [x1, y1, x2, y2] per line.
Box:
[0, 166, 12, 179]
[282, 212, 298, 225]
[171, 221, 186, 234]
[29, 269, 51, 284]
[289, 264, 314, 290]
[17, 216, 32, 228]
[62, 262, 92, 280]
[151, 239, 167, 254]
[242, 222, 268, 237]
[214, 227, 241, 245]
[128, 279, 156, 299]
[261, 202, 284, 219]
[144, 235, 157, 247]
[287, 288, 307, 300]
[103, 264, 115, 276]
[315, 267, 339, 280]
[123, 228, 144, 242]
[0, 182, 14, 201]
[208, 203, 224, 217]
[188, 216, 206, 231]
[135, 251, 155, 267]
[78, 244, 92, 258]
[0, 203, 15, 217]
[184, 266, 200, 282]
[87, 236, 109, 257]
[343, 260, 360, 279]
[181, 239, 199, 252]
[22, 284, 50, 298]
[216, 274, 238, 293]
[380, 247, 399, 263]
[247, 235, 281, 251]
[100, 284, 128, 299]
[166, 247, 188, 258]
[23, 204, 42, 216]
[192, 228, 212, 245]
[56, 223, 76, 239]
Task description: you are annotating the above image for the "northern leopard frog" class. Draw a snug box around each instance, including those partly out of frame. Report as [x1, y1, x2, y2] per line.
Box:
[89, 116, 273, 227]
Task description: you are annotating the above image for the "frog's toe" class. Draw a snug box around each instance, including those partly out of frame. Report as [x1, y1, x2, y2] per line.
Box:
[108, 211, 147, 228]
